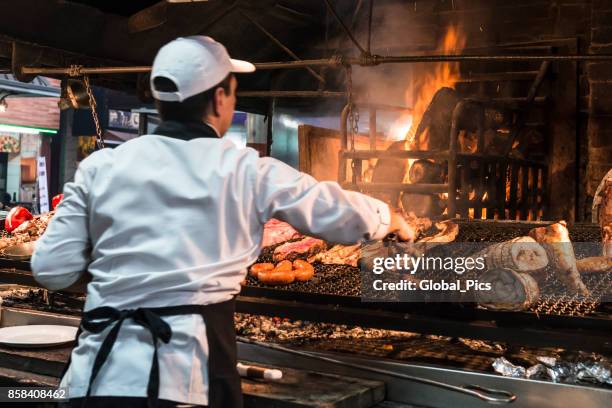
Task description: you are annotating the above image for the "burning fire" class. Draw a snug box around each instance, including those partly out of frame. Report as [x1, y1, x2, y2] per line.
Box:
[390, 26, 466, 146]
[395, 26, 466, 192]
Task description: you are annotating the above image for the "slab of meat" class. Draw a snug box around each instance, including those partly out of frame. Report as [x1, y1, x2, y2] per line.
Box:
[261, 219, 302, 248]
[576, 257, 612, 274]
[413, 220, 459, 254]
[403, 212, 433, 239]
[473, 237, 548, 273]
[604, 225, 612, 258]
[476, 267, 540, 311]
[529, 221, 589, 296]
[417, 220, 458, 244]
[309, 244, 361, 267]
[592, 168, 612, 257]
[273, 237, 326, 262]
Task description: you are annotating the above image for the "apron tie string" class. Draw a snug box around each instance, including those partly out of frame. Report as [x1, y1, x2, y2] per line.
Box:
[80, 306, 173, 408]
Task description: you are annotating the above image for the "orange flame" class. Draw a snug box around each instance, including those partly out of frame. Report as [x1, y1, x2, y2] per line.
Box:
[389, 26, 466, 147]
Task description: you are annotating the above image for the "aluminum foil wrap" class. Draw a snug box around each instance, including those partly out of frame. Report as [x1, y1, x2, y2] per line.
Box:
[494, 354, 612, 386]
[575, 362, 612, 385]
[493, 357, 526, 378]
[525, 364, 547, 379]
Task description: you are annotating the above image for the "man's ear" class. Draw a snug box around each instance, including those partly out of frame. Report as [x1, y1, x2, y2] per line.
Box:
[212, 87, 225, 116]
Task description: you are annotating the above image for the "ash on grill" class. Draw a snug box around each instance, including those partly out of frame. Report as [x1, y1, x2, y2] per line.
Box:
[0, 287, 84, 316]
[236, 313, 611, 388]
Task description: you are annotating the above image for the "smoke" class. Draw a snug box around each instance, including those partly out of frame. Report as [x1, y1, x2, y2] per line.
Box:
[326, 1, 469, 138]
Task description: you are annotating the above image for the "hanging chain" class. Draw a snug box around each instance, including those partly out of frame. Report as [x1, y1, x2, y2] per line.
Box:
[345, 66, 359, 151]
[345, 65, 360, 185]
[82, 74, 105, 150]
[68, 64, 81, 77]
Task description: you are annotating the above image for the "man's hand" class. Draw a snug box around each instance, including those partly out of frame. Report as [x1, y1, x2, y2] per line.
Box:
[388, 209, 417, 242]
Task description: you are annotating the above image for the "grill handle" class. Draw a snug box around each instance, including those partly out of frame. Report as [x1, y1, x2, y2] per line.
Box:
[239, 337, 517, 404]
[462, 384, 517, 404]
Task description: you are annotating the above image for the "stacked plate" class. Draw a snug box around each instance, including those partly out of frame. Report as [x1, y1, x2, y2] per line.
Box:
[0, 324, 77, 348]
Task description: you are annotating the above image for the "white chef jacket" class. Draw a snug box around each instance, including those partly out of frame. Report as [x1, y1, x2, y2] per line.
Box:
[31, 126, 391, 405]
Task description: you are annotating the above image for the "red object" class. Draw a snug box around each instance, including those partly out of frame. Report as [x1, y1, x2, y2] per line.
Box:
[52, 193, 64, 210]
[5, 206, 33, 233]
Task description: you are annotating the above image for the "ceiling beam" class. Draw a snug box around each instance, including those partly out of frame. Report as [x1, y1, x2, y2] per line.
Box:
[128, 1, 168, 33]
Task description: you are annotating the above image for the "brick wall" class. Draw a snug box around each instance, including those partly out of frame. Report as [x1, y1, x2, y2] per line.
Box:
[0, 97, 60, 130]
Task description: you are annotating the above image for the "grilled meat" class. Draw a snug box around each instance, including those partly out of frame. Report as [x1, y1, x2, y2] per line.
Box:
[293, 259, 315, 281]
[473, 237, 548, 273]
[0, 211, 55, 253]
[273, 237, 326, 262]
[476, 267, 540, 311]
[261, 218, 302, 248]
[417, 220, 458, 243]
[576, 257, 612, 274]
[309, 244, 361, 267]
[529, 221, 589, 296]
[402, 212, 433, 239]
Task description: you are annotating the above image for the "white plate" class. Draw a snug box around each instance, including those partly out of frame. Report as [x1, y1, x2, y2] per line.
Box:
[0, 325, 78, 348]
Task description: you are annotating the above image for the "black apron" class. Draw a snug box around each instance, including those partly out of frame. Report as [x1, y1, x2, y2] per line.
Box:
[62, 298, 242, 408]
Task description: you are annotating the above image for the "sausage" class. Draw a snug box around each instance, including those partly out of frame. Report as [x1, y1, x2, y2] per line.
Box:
[274, 260, 293, 272]
[249, 263, 274, 279]
[256, 260, 297, 285]
[293, 259, 314, 282]
[257, 270, 296, 285]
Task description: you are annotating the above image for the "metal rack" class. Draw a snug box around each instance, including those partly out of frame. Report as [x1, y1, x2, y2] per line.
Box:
[338, 101, 549, 220]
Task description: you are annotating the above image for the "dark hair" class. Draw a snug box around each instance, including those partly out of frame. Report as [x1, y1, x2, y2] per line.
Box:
[153, 73, 233, 122]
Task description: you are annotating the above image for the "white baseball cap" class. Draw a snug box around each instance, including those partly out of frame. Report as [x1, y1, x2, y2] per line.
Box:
[150, 36, 255, 102]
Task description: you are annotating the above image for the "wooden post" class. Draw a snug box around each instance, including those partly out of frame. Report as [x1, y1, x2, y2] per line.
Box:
[497, 161, 507, 220]
[266, 98, 275, 157]
[521, 166, 530, 220]
[509, 163, 519, 220]
[369, 108, 376, 151]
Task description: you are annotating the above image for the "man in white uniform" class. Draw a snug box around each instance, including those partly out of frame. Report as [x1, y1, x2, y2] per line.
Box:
[32, 36, 415, 408]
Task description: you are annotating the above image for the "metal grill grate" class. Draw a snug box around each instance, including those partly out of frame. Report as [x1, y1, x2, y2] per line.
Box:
[251, 221, 609, 318]
[530, 272, 612, 317]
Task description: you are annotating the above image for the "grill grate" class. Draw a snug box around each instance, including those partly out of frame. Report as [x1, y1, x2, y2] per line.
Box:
[251, 221, 609, 317]
[530, 272, 612, 317]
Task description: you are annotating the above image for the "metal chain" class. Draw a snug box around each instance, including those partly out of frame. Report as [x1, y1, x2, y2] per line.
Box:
[82, 75, 105, 150]
[345, 66, 359, 151]
[68, 64, 81, 78]
[345, 65, 360, 185]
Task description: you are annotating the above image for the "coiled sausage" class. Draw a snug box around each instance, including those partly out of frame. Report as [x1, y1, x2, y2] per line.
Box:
[249, 263, 274, 279]
[293, 259, 314, 281]
[257, 270, 296, 285]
